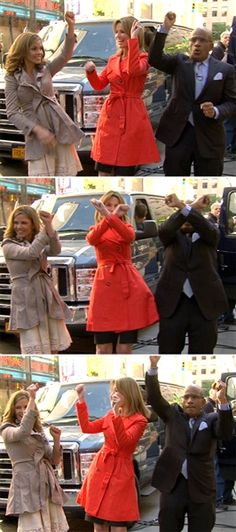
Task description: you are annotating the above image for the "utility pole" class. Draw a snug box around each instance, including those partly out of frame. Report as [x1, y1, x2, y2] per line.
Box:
[59, 0, 64, 19]
[19, 178, 27, 204]
[28, 0, 36, 32]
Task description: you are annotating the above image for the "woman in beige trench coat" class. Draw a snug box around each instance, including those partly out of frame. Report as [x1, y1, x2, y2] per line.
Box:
[0, 383, 69, 532]
[1, 205, 72, 354]
[5, 11, 84, 176]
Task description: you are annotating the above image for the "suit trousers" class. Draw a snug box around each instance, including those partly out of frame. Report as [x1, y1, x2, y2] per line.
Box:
[163, 122, 224, 176]
[159, 474, 215, 532]
[158, 293, 218, 354]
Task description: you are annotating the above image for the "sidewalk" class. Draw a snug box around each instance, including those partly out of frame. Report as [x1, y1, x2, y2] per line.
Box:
[132, 321, 236, 354]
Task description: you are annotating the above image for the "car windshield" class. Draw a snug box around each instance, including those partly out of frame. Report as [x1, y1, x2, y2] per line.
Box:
[70, 23, 116, 63]
[43, 382, 111, 423]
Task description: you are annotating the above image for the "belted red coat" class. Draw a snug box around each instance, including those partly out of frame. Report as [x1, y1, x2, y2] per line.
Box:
[86, 214, 159, 332]
[87, 38, 160, 166]
[76, 401, 148, 521]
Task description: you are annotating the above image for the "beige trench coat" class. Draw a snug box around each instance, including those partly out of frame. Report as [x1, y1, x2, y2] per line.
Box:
[1, 230, 72, 330]
[0, 409, 68, 515]
[5, 35, 84, 161]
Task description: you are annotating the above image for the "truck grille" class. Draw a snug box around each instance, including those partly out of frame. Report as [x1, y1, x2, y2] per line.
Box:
[0, 263, 11, 322]
[0, 89, 25, 147]
[0, 449, 12, 505]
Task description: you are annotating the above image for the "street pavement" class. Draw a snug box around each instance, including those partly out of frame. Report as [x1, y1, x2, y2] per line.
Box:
[132, 489, 236, 532]
[132, 320, 236, 354]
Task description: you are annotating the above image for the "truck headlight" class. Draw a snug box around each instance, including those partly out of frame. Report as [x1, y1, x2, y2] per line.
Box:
[76, 268, 96, 300]
[83, 95, 107, 128]
[80, 452, 97, 481]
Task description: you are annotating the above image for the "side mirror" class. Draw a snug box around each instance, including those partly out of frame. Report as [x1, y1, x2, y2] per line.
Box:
[135, 220, 157, 240]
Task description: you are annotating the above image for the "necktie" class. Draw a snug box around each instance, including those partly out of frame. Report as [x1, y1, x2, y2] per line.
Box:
[195, 62, 205, 99]
[181, 418, 196, 479]
[182, 235, 193, 298]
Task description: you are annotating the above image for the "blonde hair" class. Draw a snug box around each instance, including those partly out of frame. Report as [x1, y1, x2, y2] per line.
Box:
[3, 205, 40, 240]
[94, 190, 129, 224]
[110, 377, 150, 418]
[5, 33, 45, 75]
[113, 16, 144, 53]
[1, 389, 43, 433]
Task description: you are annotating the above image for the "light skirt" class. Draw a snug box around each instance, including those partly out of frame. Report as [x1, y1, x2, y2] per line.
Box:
[28, 143, 83, 176]
[17, 499, 69, 532]
[19, 317, 72, 354]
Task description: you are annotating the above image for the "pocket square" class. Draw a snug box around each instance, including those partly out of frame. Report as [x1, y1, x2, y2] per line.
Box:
[213, 72, 223, 80]
[198, 421, 208, 431]
[192, 232, 200, 243]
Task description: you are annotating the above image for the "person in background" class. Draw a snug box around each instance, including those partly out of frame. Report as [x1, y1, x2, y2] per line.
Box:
[154, 193, 228, 354]
[206, 202, 221, 226]
[211, 31, 230, 61]
[148, 12, 236, 176]
[134, 201, 148, 230]
[5, 11, 84, 176]
[85, 17, 160, 176]
[86, 191, 159, 354]
[218, 401, 236, 506]
[145, 356, 234, 532]
[1, 206, 72, 354]
[0, 383, 69, 532]
[75, 378, 149, 532]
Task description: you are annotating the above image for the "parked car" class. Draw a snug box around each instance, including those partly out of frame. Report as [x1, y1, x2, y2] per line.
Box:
[0, 19, 192, 162]
[0, 377, 185, 515]
[0, 191, 173, 339]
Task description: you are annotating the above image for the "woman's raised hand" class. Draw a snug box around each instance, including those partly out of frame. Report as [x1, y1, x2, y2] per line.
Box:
[85, 61, 96, 73]
[26, 383, 40, 399]
[90, 198, 110, 217]
[64, 11, 75, 28]
[131, 20, 142, 39]
[75, 384, 85, 402]
[49, 425, 61, 441]
[113, 204, 129, 218]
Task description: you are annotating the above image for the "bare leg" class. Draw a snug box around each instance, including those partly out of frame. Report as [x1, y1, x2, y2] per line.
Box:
[94, 524, 109, 532]
[116, 343, 132, 354]
[98, 171, 114, 176]
[96, 343, 113, 354]
[111, 527, 127, 532]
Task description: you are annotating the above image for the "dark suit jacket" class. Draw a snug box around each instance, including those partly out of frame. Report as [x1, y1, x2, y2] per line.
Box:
[148, 32, 236, 158]
[155, 208, 228, 320]
[145, 372, 234, 503]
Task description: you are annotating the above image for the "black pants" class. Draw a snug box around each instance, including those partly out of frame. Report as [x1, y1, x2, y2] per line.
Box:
[159, 475, 215, 532]
[158, 294, 218, 354]
[163, 122, 223, 176]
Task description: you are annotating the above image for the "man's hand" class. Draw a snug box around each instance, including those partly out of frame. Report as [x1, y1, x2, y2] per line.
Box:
[149, 356, 161, 368]
[163, 12, 176, 32]
[215, 381, 228, 404]
[165, 194, 185, 210]
[200, 102, 216, 119]
[191, 195, 210, 211]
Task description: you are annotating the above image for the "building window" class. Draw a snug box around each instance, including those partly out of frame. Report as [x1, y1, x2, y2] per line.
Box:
[192, 356, 197, 360]
[192, 370, 197, 375]
[210, 369, 216, 374]
[202, 182, 208, 189]
[222, 9, 227, 16]
[202, 11, 207, 17]
[212, 10, 217, 16]
[201, 356, 206, 360]
[201, 369, 206, 374]
[211, 355, 216, 359]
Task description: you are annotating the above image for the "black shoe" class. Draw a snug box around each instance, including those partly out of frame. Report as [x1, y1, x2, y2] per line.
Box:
[216, 502, 228, 510]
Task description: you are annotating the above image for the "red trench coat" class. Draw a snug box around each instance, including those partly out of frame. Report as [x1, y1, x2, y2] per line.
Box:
[86, 214, 159, 332]
[87, 38, 160, 166]
[76, 401, 148, 521]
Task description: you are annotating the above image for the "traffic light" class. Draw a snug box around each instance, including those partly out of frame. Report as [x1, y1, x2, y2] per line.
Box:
[192, 2, 195, 12]
[181, 361, 185, 370]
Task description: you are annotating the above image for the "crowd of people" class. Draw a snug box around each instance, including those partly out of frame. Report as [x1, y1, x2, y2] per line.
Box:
[3, 10, 236, 176]
[0, 357, 235, 532]
[1, 190, 234, 355]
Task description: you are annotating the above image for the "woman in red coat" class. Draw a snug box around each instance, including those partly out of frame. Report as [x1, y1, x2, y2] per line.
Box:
[85, 17, 160, 176]
[86, 191, 159, 354]
[75, 378, 149, 530]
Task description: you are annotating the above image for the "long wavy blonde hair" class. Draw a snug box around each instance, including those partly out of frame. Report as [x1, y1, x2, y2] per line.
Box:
[94, 190, 129, 224]
[3, 205, 40, 240]
[5, 33, 45, 75]
[1, 389, 43, 433]
[113, 16, 145, 54]
[110, 377, 150, 418]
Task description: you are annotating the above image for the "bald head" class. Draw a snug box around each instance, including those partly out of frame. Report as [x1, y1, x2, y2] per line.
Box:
[189, 28, 213, 62]
[182, 384, 205, 418]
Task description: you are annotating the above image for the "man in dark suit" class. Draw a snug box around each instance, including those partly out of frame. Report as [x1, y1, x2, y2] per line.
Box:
[145, 356, 234, 532]
[148, 12, 236, 175]
[155, 193, 228, 353]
